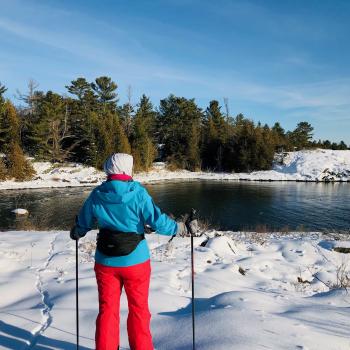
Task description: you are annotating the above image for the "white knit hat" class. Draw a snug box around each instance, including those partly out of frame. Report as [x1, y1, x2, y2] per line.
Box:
[103, 153, 133, 176]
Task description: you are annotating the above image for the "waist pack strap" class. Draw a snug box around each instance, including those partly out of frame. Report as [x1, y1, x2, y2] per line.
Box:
[97, 228, 145, 257]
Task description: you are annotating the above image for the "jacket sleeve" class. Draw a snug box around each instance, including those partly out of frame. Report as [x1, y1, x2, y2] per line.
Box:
[75, 192, 95, 237]
[141, 190, 178, 236]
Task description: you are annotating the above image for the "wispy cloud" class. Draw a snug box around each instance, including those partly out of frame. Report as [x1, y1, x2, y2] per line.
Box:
[214, 77, 350, 111]
[0, 15, 194, 85]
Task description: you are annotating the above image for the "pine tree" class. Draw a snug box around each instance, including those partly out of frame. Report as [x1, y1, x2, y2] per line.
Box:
[66, 77, 92, 101]
[288, 121, 314, 150]
[158, 95, 202, 170]
[272, 122, 287, 152]
[0, 101, 35, 180]
[93, 111, 131, 169]
[91, 76, 118, 112]
[7, 142, 35, 181]
[0, 82, 7, 103]
[0, 157, 7, 180]
[222, 116, 276, 172]
[322, 139, 331, 149]
[132, 95, 156, 171]
[338, 141, 348, 150]
[119, 86, 134, 138]
[202, 100, 228, 170]
[29, 91, 74, 162]
[65, 78, 99, 164]
[0, 101, 20, 152]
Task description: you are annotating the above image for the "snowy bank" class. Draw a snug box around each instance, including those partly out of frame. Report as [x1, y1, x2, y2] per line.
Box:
[0, 149, 349, 190]
[0, 230, 349, 349]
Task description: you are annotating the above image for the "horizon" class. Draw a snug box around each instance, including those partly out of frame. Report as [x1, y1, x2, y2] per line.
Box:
[0, 0, 349, 144]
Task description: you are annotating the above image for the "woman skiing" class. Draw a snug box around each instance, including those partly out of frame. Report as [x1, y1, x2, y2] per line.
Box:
[70, 153, 187, 350]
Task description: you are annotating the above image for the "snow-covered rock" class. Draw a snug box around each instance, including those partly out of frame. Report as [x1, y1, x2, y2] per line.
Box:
[11, 208, 29, 215]
[273, 149, 350, 181]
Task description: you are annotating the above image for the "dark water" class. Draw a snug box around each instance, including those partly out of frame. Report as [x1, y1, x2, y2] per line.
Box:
[0, 181, 349, 232]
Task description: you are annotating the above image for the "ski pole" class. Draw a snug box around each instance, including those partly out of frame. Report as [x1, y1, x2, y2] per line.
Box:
[76, 239, 79, 350]
[186, 208, 197, 350]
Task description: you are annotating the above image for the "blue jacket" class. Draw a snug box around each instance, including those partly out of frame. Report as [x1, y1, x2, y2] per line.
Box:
[75, 180, 178, 267]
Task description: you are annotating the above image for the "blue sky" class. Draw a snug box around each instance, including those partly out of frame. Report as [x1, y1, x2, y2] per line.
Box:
[0, 0, 349, 143]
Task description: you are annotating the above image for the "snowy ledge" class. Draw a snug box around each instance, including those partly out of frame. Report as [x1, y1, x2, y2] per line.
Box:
[0, 229, 349, 349]
[0, 149, 349, 190]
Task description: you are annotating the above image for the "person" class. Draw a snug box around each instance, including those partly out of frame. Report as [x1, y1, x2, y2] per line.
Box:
[70, 153, 188, 350]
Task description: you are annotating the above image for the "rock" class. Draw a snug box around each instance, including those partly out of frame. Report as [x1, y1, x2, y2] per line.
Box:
[333, 247, 350, 254]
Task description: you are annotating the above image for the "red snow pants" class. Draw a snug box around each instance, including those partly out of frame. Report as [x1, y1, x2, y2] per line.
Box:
[94, 260, 154, 350]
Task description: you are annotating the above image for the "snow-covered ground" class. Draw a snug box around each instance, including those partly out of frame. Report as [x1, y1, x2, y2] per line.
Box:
[0, 149, 349, 190]
[0, 230, 349, 350]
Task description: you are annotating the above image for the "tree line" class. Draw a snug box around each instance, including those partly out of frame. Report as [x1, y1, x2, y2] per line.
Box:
[0, 77, 348, 180]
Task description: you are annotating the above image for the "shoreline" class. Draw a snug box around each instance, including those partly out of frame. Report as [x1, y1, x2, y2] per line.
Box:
[0, 149, 350, 190]
[1, 177, 349, 192]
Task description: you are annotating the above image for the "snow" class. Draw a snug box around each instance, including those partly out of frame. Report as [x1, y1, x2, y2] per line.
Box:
[11, 208, 29, 215]
[0, 149, 349, 190]
[0, 230, 349, 349]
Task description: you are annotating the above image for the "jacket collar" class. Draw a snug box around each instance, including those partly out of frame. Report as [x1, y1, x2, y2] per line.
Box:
[107, 173, 133, 181]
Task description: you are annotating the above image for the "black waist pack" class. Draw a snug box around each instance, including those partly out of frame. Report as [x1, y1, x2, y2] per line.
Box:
[97, 228, 145, 257]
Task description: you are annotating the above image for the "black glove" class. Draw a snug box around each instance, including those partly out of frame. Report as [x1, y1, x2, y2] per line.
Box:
[70, 226, 80, 240]
[187, 219, 199, 235]
[176, 221, 188, 237]
[185, 209, 199, 236]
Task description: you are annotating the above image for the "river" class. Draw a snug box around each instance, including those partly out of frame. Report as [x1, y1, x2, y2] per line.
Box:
[1, 181, 349, 232]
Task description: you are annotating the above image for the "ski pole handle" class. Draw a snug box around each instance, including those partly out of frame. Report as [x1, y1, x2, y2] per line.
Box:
[185, 208, 197, 236]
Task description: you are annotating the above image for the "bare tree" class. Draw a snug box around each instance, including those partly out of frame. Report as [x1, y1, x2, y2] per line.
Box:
[16, 79, 40, 115]
[122, 85, 134, 137]
[223, 97, 230, 118]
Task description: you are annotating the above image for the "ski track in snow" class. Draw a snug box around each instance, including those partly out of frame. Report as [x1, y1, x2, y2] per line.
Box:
[27, 233, 58, 349]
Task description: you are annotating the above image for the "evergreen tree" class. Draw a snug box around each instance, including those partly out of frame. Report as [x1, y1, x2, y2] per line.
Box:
[272, 122, 288, 151]
[257, 124, 276, 170]
[119, 102, 134, 138]
[94, 110, 131, 169]
[16, 81, 43, 152]
[6, 142, 36, 181]
[0, 157, 7, 180]
[131, 95, 156, 171]
[21, 90, 45, 154]
[288, 121, 314, 149]
[0, 83, 8, 180]
[223, 116, 275, 172]
[0, 82, 7, 116]
[91, 76, 118, 112]
[338, 141, 348, 150]
[0, 101, 35, 180]
[66, 77, 92, 101]
[29, 91, 73, 162]
[0, 101, 20, 152]
[201, 100, 228, 171]
[158, 95, 202, 170]
[65, 78, 99, 164]
[322, 139, 331, 149]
